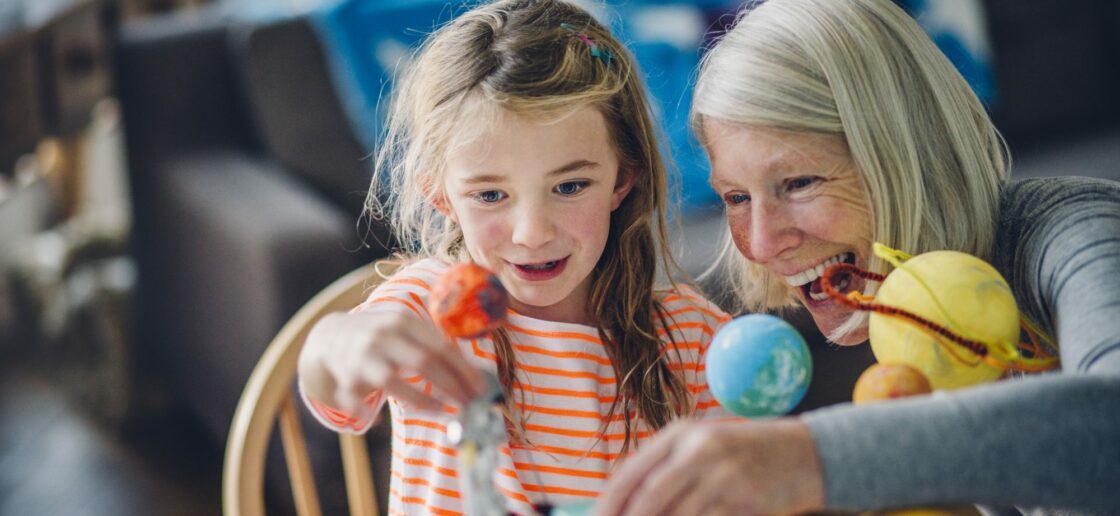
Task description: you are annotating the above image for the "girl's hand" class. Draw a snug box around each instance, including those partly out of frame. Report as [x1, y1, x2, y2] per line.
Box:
[594, 418, 825, 516]
[299, 311, 487, 416]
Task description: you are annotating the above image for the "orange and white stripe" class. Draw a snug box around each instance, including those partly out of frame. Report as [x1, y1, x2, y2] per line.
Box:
[301, 258, 730, 514]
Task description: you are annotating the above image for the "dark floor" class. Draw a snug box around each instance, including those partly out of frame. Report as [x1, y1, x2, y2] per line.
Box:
[0, 361, 222, 516]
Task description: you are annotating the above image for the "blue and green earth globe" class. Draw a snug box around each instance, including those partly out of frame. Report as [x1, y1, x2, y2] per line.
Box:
[706, 314, 812, 418]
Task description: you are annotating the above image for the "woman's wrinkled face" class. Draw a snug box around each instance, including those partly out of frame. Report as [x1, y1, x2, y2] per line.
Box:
[704, 119, 873, 345]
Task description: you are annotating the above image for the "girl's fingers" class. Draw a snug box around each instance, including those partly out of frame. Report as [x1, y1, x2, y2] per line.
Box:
[365, 324, 482, 406]
[379, 375, 444, 412]
[334, 374, 379, 417]
[399, 319, 487, 398]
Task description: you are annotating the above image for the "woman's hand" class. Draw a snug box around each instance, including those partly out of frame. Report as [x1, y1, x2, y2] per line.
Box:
[298, 310, 487, 417]
[595, 418, 825, 516]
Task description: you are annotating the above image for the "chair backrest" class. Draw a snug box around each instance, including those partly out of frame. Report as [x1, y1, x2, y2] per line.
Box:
[224, 261, 398, 516]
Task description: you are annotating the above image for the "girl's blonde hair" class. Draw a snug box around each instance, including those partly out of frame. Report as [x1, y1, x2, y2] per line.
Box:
[368, 0, 690, 451]
[693, 0, 1007, 340]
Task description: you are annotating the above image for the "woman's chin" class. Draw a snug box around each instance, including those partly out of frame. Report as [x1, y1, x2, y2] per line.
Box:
[806, 310, 869, 346]
[828, 329, 868, 346]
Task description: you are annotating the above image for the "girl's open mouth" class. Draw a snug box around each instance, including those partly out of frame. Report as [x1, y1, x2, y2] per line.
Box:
[511, 257, 568, 281]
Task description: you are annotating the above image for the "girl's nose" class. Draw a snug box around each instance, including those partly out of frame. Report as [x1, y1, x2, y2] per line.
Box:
[511, 204, 556, 249]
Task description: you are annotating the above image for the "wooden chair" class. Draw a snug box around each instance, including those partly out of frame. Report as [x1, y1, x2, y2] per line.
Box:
[224, 262, 397, 516]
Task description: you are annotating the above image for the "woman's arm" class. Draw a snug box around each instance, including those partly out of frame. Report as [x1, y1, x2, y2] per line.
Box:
[804, 373, 1120, 511]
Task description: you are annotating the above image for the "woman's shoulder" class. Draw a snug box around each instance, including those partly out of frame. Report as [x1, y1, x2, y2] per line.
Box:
[1001, 176, 1120, 219]
[998, 176, 1120, 247]
[995, 176, 1120, 334]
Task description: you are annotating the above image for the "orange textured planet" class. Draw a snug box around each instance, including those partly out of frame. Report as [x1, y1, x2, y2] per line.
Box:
[853, 362, 933, 404]
[430, 263, 509, 338]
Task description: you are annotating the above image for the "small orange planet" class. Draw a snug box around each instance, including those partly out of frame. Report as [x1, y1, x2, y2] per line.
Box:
[430, 263, 509, 338]
[852, 363, 933, 404]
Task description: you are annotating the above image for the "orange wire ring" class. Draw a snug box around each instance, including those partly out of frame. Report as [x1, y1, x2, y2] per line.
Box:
[820, 254, 1059, 373]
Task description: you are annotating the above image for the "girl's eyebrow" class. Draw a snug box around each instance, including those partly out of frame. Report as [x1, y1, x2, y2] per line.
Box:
[461, 174, 506, 185]
[461, 160, 600, 184]
[548, 159, 599, 176]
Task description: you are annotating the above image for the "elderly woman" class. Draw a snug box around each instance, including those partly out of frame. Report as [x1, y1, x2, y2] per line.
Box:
[595, 0, 1120, 514]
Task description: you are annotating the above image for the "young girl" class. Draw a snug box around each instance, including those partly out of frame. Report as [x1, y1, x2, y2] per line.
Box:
[298, 0, 730, 513]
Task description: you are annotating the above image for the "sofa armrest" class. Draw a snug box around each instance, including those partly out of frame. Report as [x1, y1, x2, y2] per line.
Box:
[131, 150, 372, 434]
[132, 149, 389, 514]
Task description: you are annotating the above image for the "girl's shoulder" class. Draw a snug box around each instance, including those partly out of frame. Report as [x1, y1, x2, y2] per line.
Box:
[655, 284, 733, 332]
[355, 257, 451, 315]
[653, 285, 730, 368]
[371, 257, 451, 289]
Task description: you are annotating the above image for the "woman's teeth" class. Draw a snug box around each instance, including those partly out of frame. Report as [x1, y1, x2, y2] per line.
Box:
[520, 261, 558, 271]
[808, 273, 851, 301]
[784, 252, 854, 287]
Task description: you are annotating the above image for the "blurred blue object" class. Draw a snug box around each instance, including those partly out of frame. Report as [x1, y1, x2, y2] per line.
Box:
[897, 0, 996, 105]
[607, 2, 725, 210]
[309, 0, 464, 150]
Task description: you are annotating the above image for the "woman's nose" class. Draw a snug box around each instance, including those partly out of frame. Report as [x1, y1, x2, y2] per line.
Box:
[740, 201, 799, 263]
[511, 204, 556, 249]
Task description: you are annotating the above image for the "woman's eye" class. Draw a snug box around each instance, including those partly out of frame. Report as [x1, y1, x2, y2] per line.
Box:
[555, 181, 588, 196]
[724, 193, 750, 205]
[473, 190, 506, 203]
[788, 177, 818, 190]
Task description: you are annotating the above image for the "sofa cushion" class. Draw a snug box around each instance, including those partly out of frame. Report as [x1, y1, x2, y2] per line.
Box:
[230, 16, 372, 216]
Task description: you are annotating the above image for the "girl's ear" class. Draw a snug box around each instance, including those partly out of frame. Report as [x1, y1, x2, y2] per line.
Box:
[430, 193, 458, 222]
[610, 169, 636, 211]
[425, 178, 457, 221]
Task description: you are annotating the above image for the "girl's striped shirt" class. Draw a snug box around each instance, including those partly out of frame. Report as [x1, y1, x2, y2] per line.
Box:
[300, 258, 732, 515]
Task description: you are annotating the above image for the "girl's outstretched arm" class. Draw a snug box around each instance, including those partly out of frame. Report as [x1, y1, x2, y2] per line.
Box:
[298, 309, 486, 432]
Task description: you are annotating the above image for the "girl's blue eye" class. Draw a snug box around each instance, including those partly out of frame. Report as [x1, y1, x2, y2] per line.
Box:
[474, 190, 506, 203]
[555, 181, 588, 196]
[724, 193, 750, 205]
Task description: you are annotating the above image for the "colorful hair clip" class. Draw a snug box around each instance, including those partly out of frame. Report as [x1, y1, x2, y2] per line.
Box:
[560, 23, 613, 65]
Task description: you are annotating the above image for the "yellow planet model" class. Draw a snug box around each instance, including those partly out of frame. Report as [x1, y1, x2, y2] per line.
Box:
[868, 250, 1018, 390]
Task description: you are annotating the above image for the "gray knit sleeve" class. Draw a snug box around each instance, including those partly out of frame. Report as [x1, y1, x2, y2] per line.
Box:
[803, 177, 1120, 513]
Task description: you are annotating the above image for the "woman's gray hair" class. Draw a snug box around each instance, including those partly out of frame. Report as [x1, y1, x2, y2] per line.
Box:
[693, 0, 1007, 340]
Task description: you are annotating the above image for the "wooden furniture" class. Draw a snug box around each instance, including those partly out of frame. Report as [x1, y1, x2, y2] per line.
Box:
[0, 27, 45, 171]
[0, 0, 114, 213]
[223, 262, 396, 516]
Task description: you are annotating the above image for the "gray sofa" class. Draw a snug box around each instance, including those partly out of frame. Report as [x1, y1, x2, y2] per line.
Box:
[115, 8, 392, 513]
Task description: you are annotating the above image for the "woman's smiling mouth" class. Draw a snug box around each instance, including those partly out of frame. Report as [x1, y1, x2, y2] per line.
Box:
[782, 252, 856, 302]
